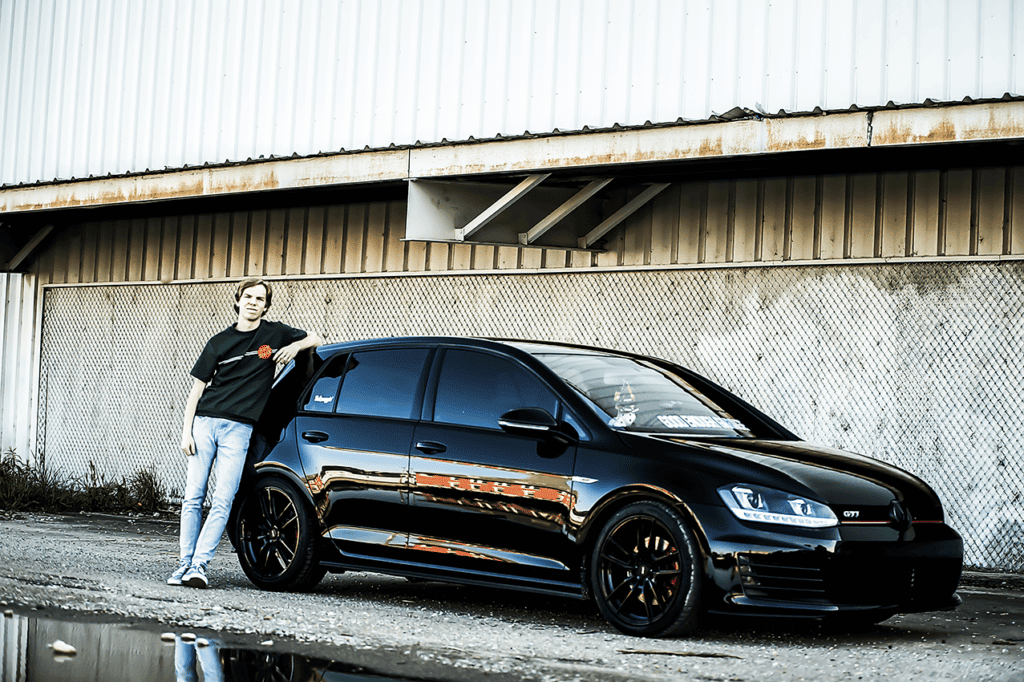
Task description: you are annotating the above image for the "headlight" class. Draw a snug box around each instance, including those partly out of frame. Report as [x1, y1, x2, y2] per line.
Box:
[718, 484, 838, 528]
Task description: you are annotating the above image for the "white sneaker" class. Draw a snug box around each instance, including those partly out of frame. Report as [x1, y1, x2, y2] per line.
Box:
[182, 564, 208, 589]
[166, 563, 189, 586]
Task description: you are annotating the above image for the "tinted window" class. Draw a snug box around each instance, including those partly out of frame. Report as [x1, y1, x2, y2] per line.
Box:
[536, 352, 752, 436]
[302, 355, 346, 412]
[433, 349, 559, 429]
[333, 348, 430, 420]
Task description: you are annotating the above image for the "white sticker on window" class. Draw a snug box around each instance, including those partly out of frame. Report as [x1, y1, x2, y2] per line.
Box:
[656, 414, 746, 430]
[313, 395, 333, 404]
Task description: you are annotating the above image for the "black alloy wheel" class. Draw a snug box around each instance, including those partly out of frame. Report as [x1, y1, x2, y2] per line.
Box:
[590, 501, 703, 637]
[236, 476, 325, 591]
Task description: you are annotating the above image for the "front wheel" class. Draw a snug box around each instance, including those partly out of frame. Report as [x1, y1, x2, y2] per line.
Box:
[589, 501, 703, 637]
[236, 476, 325, 591]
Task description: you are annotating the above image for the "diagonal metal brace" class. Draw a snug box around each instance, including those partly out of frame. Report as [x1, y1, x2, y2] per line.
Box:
[519, 178, 614, 245]
[578, 183, 670, 248]
[3, 224, 54, 271]
[456, 174, 551, 241]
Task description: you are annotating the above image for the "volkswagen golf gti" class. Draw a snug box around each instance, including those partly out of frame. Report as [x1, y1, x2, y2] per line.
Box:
[230, 336, 963, 637]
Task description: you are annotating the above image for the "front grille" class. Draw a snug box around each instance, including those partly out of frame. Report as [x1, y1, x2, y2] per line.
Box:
[737, 553, 828, 603]
[737, 552, 961, 607]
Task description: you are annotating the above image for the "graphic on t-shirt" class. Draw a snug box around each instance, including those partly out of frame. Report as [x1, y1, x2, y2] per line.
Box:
[218, 347, 275, 367]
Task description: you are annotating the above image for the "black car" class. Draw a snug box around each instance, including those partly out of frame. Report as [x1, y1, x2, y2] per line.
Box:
[230, 336, 962, 637]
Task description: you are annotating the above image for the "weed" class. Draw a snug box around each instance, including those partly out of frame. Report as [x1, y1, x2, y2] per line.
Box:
[0, 448, 167, 514]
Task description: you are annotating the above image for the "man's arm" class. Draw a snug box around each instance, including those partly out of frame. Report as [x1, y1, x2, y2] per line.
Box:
[181, 378, 208, 455]
[272, 331, 322, 365]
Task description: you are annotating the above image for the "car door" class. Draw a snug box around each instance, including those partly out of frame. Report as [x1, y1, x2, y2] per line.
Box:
[409, 347, 578, 581]
[295, 346, 433, 558]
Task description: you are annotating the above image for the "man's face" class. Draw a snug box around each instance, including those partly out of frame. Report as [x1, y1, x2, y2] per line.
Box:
[237, 284, 269, 320]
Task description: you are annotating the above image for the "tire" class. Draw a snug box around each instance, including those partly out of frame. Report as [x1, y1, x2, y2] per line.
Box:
[236, 476, 325, 591]
[589, 501, 703, 637]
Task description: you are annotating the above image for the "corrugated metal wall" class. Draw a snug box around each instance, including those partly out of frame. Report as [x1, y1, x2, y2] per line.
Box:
[0, 272, 40, 461]
[28, 166, 1024, 283]
[3, 0, 1023, 188]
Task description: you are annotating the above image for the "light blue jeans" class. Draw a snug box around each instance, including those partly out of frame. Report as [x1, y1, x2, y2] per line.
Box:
[175, 636, 223, 682]
[179, 416, 252, 568]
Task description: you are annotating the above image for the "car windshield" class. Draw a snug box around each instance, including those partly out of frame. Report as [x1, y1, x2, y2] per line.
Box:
[535, 352, 753, 437]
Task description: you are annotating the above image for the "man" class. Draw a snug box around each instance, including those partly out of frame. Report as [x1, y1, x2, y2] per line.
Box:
[169, 278, 321, 588]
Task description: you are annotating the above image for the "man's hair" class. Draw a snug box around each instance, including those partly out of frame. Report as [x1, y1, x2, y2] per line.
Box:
[233, 278, 273, 317]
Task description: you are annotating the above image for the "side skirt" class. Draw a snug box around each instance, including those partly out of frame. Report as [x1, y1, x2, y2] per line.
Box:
[319, 552, 587, 601]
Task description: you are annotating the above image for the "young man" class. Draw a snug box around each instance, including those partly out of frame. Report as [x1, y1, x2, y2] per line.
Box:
[169, 278, 321, 588]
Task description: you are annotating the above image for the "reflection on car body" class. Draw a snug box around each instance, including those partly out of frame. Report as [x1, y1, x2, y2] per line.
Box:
[231, 336, 963, 637]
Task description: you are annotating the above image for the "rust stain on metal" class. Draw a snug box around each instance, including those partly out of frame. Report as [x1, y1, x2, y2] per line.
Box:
[694, 136, 726, 158]
[766, 113, 869, 153]
[2, 151, 411, 213]
[770, 128, 830, 151]
[208, 168, 281, 195]
[875, 116, 956, 146]
[873, 102, 1024, 146]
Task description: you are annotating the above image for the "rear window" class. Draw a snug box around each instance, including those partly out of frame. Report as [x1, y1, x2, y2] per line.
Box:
[302, 348, 431, 420]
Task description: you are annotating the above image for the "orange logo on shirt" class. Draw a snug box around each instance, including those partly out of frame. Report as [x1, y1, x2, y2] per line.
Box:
[257, 345, 273, 360]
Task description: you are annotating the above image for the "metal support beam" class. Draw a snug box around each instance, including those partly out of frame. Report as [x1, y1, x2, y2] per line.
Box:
[455, 174, 550, 240]
[578, 184, 670, 248]
[3, 224, 54, 271]
[519, 178, 613, 245]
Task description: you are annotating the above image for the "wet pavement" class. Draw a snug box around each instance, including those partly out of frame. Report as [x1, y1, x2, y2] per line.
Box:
[1, 512, 1022, 681]
[1, 610, 410, 682]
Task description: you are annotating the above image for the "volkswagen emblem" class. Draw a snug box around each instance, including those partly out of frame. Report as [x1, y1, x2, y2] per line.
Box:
[888, 500, 913, 531]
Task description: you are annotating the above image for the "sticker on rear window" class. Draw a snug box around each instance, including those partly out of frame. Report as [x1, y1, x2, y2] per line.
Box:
[657, 414, 746, 430]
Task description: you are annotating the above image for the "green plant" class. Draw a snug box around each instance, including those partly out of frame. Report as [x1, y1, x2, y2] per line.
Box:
[0, 449, 167, 514]
[127, 468, 167, 513]
[0, 447, 72, 511]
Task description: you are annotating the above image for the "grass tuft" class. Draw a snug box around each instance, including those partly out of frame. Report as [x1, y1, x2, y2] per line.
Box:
[0, 448, 168, 514]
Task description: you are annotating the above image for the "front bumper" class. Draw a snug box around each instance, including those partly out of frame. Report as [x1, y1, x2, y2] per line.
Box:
[704, 514, 964, 618]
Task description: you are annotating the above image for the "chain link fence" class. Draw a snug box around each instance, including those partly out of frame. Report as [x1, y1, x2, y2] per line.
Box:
[38, 261, 1024, 570]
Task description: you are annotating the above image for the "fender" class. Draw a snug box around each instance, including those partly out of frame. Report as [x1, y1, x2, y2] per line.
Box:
[575, 483, 703, 550]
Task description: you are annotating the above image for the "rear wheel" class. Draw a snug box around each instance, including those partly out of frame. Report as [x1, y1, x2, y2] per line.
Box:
[236, 476, 325, 591]
[589, 501, 703, 637]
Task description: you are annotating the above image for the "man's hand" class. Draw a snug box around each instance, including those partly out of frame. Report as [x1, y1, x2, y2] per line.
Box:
[273, 341, 301, 365]
[273, 332, 321, 365]
[182, 379, 206, 456]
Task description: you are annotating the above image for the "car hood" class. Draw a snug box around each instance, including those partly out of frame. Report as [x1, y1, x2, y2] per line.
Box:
[652, 436, 945, 520]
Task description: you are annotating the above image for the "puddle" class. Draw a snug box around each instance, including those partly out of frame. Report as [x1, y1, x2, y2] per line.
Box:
[0, 610, 409, 682]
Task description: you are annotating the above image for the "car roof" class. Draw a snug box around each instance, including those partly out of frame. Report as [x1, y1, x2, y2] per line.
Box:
[315, 335, 624, 359]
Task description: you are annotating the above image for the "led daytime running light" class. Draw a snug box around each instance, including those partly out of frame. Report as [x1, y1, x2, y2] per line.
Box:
[718, 484, 838, 529]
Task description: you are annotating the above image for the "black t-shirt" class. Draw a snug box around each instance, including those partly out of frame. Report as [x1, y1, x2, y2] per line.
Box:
[191, 319, 307, 425]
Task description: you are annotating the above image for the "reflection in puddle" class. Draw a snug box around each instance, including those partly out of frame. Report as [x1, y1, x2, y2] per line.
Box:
[0, 611, 405, 681]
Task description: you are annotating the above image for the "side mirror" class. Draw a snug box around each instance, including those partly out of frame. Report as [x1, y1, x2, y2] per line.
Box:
[499, 408, 577, 445]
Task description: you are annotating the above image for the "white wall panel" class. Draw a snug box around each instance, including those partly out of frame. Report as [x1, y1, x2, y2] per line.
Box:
[2, 0, 1023, 188]
[0, 273, 40, 463]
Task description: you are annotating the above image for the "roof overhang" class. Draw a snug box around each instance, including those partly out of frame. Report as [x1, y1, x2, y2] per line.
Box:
[2, 100, 1022, 216]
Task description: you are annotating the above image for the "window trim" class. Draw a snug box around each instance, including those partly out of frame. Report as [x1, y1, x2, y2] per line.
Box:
[298, 352, 349, 414]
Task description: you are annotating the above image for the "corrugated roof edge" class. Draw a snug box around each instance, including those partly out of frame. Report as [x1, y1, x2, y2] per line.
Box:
[2, 94, 1022, 191]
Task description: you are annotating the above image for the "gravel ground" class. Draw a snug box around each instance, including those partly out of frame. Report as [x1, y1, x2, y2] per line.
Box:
[1, 511, 1022, 681]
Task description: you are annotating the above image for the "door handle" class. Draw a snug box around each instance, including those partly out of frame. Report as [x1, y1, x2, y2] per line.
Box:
[302, 431, 330, 443]
[415, 441, 446, 455]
